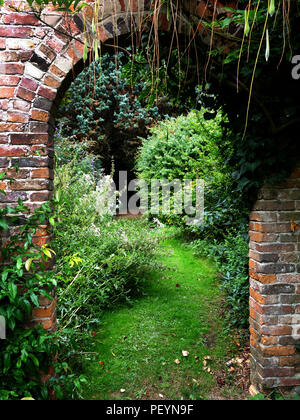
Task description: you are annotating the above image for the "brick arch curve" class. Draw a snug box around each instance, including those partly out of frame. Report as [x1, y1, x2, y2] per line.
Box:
[0, 0, 162, 221]
[1, 1, 300, 396]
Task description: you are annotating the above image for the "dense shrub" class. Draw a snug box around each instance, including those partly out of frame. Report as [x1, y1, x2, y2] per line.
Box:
[136, 110, 249, 237]
[59, 53, 162, 176]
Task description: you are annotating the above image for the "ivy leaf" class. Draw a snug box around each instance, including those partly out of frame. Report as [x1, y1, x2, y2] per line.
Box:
[8, 282, 17, 301]
[30, 293, 40, 307]
[0, 218, 9, 230]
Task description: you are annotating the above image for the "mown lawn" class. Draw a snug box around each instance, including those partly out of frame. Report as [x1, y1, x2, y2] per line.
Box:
[81, 233, 246, 400]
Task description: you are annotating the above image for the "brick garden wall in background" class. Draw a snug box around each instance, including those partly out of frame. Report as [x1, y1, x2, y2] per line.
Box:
[0, 0, 300, 395]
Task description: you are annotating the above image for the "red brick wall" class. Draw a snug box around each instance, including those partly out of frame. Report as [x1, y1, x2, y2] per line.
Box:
[249, 167, 300, 392]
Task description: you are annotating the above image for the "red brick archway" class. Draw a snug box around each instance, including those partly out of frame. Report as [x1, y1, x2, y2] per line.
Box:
[1, 0, 300, 395]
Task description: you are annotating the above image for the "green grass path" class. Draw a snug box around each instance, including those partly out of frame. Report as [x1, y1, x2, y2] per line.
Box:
[81, 236, 244, 400]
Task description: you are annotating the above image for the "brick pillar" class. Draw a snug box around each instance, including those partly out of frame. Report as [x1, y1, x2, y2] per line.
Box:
[249, 166, 300, 393]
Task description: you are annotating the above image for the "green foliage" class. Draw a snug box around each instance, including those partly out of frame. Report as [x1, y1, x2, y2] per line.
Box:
[60, 53, 161, 174]
[81, 236, 245, 401]
[136, 110, 225, 182]
[53, 136, 162, 332]
[0, 174, 59, 400]
[198, 1, 300, 194]
[190, 229, 249, 329]
[136, 108, 249, 328]
[136, 110, 248, 237]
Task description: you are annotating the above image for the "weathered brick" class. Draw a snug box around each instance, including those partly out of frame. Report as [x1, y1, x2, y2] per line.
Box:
[0, 191, 28, 203]
[20, 77, 39, 92]
[261, 325, 292, 336]
[0, 100, 9, 111]
[10, 179, 51, 191]
[49, 64, 66, 78]
[0, 75, 20, 86]
[3, 13, 39, 26]
[31, 168, 52, 179]
[261, 336, 277, 346]
[44, 75, 60, 89]
[278, 336, 298, 346]
[250, 211, 277, 222]
[0, 87, 15, 99]
[279, 377, 300, 386]
[249, 270, 277, 284]
[257, 365, 295, 378]
[0, 157, 8, 167]
[30, 191, 53, 202]
[33, 96, 52, 111]
[46, 36, 64, 53]
[5, 168, 29, 179]
[0, 123, 24, 133]
[11, 134, 49, 145]
[38, 44, 56, 62]
[0, 27, 33, 38]
[280, 356, 300, 367]
[260, 345, 295, 357]
[17, 86, 35, 102]
[37, 85, 56, 101]
[11, 157, 52, 168]
[249, 232, 278, 243]
[0, 51, 19, 61]
[31, 109, 50, 122]
[29, 121, 49, 133]
[261, 284, 295, 295]
[0, 145, 27, 157]
[281, 294, 300, 304]
[13, 99, 31, 112]
[32, 298, 56, 319]
[7, 38, 35, 50]
[7, 111, 28, 123]
[24, 62, 45, 80]
[255, 262, 295, 275]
